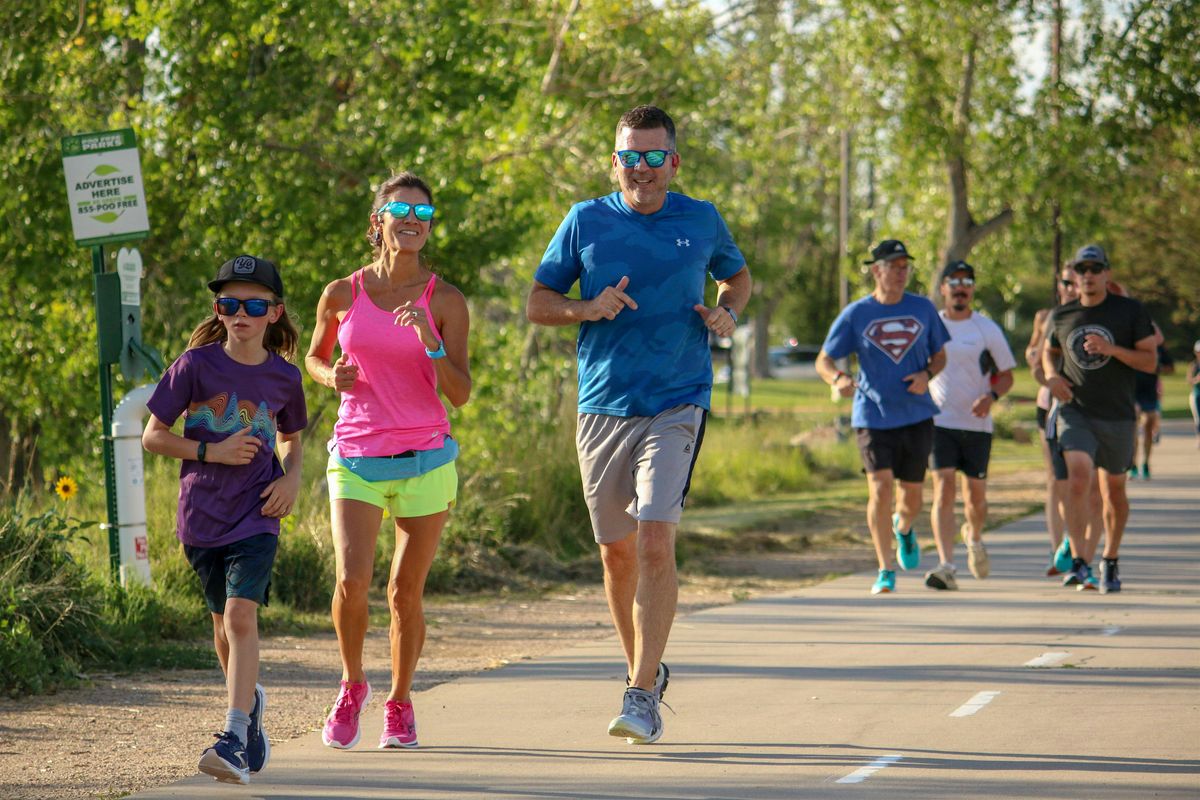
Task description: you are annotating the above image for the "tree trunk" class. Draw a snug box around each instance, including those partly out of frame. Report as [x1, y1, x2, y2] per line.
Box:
[2, 416, 40, 499]
[752, 289, 780, 379]
[934, 35, 1014, 294]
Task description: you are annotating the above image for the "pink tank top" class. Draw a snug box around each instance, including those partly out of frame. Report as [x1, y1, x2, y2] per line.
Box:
[332, 270, 449, 457]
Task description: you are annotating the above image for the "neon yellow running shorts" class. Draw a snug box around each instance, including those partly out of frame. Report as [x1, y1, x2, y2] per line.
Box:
[326, 454, 457, 518]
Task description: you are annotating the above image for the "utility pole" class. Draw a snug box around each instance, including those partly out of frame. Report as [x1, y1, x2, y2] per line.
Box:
[865, 160, 875, 260]
[1051, 0, 1064, 293]
[838, 129, 851, 310]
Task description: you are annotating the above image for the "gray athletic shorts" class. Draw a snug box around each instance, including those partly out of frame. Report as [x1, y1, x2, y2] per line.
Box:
[576, 404, 707, 544]
[1055, 404, 1136, 475]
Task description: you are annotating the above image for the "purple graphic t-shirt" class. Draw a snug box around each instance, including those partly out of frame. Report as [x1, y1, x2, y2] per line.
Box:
[147, 343, 308, 548]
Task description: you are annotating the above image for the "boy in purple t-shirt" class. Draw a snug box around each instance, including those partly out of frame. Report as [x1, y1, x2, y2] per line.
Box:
[143, 255, 306, 785]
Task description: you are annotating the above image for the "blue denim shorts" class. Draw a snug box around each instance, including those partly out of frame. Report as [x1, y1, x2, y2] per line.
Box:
[184, 533, 278, 614]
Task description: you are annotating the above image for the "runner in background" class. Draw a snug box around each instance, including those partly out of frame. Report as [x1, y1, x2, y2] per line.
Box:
[816, 239, 949, 595]
[1130, 323, 1173, 479]
[1189, 341, 1200, 448]
[1029, 263, 1103, 578]
[925, 261, 1016, 590]
[1043, 244, 1156, 594]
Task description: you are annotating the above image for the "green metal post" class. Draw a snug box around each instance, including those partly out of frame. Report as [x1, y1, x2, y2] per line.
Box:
[93, 245, 120, 579]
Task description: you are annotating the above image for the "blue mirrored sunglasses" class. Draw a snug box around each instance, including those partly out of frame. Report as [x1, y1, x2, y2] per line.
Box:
[615, 149, 674, 168]
[215, 297, 276, 317]
[377, 201, 435, 221]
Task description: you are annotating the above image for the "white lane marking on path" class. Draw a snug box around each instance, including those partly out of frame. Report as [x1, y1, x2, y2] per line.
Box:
[949, 690, 1001, 717]
[1102, 626, 1121, 636]
[836, 754, 903, 784]
[1024, 651, 1069, 668]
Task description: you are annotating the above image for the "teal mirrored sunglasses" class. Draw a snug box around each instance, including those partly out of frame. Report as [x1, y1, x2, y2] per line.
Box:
[377, 201, 435, 221]
[614, 149, 673, 168]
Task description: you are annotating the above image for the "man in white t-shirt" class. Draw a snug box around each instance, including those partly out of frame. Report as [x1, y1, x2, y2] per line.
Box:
[925, 261, 1017, 590]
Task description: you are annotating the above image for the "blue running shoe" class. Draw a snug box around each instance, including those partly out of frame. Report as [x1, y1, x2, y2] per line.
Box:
[247, 683, 269, 773]
[892, 513, 920, 571]
[1062, 558, 1087, 588]
[1077, 564, 1099, 591]
[198, 731, 249, 785]
[871, 569, 896, 595]
[1100, 559, 1121, 594]
[1053, 538, 1073, 575]
[608, 688, 663, 744]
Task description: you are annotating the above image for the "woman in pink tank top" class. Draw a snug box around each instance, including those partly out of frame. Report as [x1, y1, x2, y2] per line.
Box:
[305, 172, 471, 750]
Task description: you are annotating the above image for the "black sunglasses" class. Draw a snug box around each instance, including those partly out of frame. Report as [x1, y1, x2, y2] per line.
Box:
[215, 297, 276, 317]
[1074, 262, 1107, 275]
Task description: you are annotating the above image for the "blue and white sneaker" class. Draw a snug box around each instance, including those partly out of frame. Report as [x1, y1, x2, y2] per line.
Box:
[608, 687, 663, 744]
[198, 731, 249, 785]
[626, 662, 670, 701]
[1062, 558, 1088, 588]
[871, 569, 896, 595]
[892, 513, 920, 571]
[247, 683, 269, 773]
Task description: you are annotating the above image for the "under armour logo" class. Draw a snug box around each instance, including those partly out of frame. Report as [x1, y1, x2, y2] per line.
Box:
[676, 238, 690, 247]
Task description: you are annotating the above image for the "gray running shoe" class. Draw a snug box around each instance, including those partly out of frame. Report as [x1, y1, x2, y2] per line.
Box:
[966, 542, 990, 579]
[625, 662, 670, 700]
[1100, 559, 1121, 594]
[607, 688, 663, 744]
[924, 564, 958, 591]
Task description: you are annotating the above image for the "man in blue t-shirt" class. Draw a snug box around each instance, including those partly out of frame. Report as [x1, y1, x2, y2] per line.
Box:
[527, 105, 751, 745]
[816, 239, 950, 596]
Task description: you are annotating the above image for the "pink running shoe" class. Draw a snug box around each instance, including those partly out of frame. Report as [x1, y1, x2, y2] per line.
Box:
[378, 699, 418, 749]
[322, 680, 371, 749]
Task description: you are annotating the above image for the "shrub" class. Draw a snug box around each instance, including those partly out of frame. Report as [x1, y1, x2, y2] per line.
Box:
[0, 505, 105, 696]
[271, 516, 334, 612]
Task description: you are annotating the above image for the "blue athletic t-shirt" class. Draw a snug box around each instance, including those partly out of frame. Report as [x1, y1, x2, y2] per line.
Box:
[822, 292, 951, 430]
[535, 191, 746, 417]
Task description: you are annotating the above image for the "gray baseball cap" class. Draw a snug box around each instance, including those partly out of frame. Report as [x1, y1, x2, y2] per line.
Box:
[1069, 244, 1109, 268]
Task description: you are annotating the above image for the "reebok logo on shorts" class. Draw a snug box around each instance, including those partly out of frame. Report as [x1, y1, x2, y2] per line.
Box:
[864, 316, 925, 364]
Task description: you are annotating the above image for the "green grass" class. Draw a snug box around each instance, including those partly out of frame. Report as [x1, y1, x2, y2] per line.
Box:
[692, 375, 1045, 547]
[1159, 370, 1197, 419]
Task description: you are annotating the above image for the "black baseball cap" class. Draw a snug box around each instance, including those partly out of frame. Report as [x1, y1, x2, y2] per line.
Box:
[864, 239, 914, 265]
[1069, 243, 1109, 268]
[941, 260, 975, 281]
[208, 255, 285, 297]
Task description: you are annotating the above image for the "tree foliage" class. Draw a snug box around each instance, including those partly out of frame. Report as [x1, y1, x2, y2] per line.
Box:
[1, 0, 1196, 490]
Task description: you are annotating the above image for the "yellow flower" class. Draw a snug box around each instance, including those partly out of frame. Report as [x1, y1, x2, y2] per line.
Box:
[54, 476, 79, 502]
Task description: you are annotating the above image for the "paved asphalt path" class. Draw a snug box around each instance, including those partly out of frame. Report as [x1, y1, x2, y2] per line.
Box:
[132, 420, 1199, 799]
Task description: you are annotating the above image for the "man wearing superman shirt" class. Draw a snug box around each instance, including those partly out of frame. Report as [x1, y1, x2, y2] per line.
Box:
[816, 239, 950, 595]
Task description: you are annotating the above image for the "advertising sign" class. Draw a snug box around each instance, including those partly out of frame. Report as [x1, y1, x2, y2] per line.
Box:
[61, 128, 150, 246]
